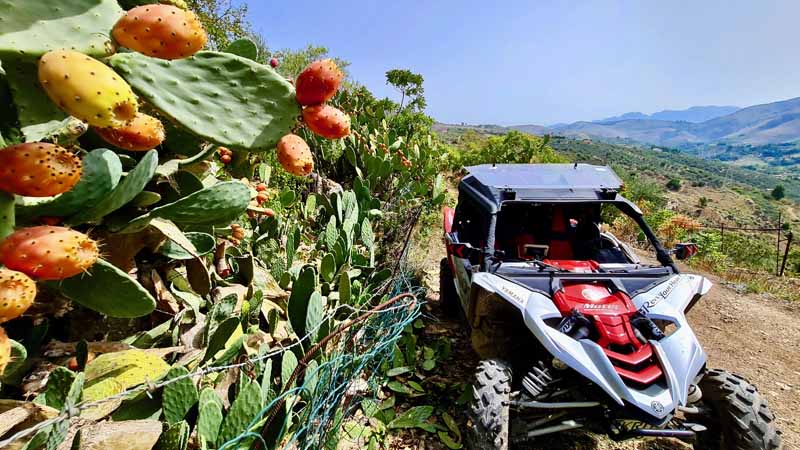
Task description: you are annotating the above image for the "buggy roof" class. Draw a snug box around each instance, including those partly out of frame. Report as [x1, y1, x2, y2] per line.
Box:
[461, 163, 625, 207]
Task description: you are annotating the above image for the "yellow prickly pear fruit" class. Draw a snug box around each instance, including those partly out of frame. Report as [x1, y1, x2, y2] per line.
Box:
[0, 269, 36, 324]
[0, 327, 10, 376]
[38, 50, 139, 128]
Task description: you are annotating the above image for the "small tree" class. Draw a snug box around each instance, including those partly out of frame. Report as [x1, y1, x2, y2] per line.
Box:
[771, 184, 785, 200]
[698, 196, 709, 209]
[666, 178, 682, 191]
[386, 69, 426, 111]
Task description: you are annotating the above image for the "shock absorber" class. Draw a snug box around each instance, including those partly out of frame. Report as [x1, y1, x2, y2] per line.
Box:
[522, 363, 554, 398]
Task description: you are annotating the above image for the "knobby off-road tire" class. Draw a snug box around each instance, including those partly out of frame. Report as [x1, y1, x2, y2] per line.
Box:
[468, 359, 512, 450]
[693, 369, 781, 450]
[439, 257, 459, 316]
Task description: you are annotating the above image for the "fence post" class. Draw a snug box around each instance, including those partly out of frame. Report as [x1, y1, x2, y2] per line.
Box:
[720, 223, 725, 253]
[775, 213, 782, 276]
[780, 231, 793, 277]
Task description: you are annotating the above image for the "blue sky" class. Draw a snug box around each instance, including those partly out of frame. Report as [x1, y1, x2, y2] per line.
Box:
[243, 1, 800, 126]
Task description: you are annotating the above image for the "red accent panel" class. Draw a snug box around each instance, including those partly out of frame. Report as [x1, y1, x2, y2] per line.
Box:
[443, 207, 455, 233]
[614, 364, 664, 385]
[543, 260, 600, 272]
[548, 208, 573, 259]
[553, 280, 664, 387]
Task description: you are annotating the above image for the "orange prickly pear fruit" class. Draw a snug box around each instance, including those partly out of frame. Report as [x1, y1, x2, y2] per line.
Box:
[255, 183, 267, 192]
[302, 104, 351, 139]
[0, 226, 99, 280]
[0, 327, 9, 376]
[295, 59, 343, 106]
[276, 134, 313, 176]
[113, 4, 207, 60]
[0, 269, 36, 324]
[95, 113, 165, 151]
[0, 143, 81, 197]
[67, 351, 96, 371]
[38, 50, 138, 128]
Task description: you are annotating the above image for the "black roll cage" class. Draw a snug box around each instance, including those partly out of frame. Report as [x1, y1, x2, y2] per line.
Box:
[456, 180, 677, 273]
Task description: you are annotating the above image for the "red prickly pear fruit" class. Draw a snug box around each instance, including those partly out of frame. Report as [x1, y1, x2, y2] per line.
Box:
[276, 134, 314, 176]
[38, 50, 138, 128]
[270, 58, 279, 68]
[255, 192, 268, 205]
[0, 269, 36, 324]
[302, 104, 351, 139]
[112, 4, 207, 60]
[0, 226, 99, 280]
[95, 113, 165, 151]
[0, 327, 9, 376]
[0, 143, 82, 197]
[295, 59, 343, 106]
[220, 154, 232, 164]
[67, 351, 96, 371]
[255, 183, 267, 192]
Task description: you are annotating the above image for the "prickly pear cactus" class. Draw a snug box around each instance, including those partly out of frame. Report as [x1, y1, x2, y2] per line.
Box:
[197, 388, 223, 446]
[109, 52, 300, 150]
[123, 181, 250, 231]
[67, 150, 158, 225]
[0, 0, 122, 60]
[161, 366, 198, 424]
[3, 61, 70, 142]
[154, 420, 189, 450]
[85, 349, 170, 387]
[217, 380, 262, 447]
[54, 259, 157, 318]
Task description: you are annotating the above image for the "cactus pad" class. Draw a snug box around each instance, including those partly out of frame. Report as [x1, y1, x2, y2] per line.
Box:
[33, 367, 76, 409]
[197, 397, 223, 445]
[123, 181, 250, 231]
[54, 258, 157, 318]
[217, 380, 262, 446]
[85, 349, 169, 386]
[67, 149, 157, 225]
[81, 377, 124, 420]
[109, 51, 300, 150]
[0, 0, 121, 60]
[154, 420, 189, 450]
[3, 60, 69, 142]
[162, 366, 198, 424]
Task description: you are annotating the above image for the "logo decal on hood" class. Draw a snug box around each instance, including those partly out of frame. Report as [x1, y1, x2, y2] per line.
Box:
[638, 277, 681, 315]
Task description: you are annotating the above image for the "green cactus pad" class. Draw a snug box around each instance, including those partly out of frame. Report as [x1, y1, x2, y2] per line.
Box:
[109, 52, 300, 150]
[158, 232, 215, 260]
[3, 60, 69, 142]
[288, 267, 317, 338]
[16, 148, 122, 220]
[52, 258, 156, 318]
[217, 380, 262, 447]
[162, 366, 198, 425]
[0, 191, 13, 240]
[67, 150, 158, 225]
[32, 367, 76, 410]
[0, 0, 121, 60]
[0, 339, 27, 384]
[154, 420, 189, 450]
[305, 291, 325, 344]
[197, 388, 222, 444]
[122, 181, 250, 231]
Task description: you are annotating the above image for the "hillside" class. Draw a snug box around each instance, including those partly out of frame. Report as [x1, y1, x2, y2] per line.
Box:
[591, 105, 740, 124]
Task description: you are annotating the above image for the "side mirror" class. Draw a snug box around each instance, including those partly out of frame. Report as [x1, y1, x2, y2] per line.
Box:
[448, 242, 482, 259]
[672, 243, 699, 260]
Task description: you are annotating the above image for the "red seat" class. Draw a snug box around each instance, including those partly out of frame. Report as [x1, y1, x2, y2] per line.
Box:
[548, 208, 574, 259]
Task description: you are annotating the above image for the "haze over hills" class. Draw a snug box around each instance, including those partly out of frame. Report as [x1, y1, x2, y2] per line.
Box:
[589, 105, 741, 125]
[529, 97, 800, 148]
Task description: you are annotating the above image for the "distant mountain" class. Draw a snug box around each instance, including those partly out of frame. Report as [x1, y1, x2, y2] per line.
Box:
[533, 97, 800, 149]
[592, 106, 740, 124]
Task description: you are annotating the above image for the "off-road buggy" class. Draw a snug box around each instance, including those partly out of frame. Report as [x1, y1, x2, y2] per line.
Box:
[440, 164, 781, 449]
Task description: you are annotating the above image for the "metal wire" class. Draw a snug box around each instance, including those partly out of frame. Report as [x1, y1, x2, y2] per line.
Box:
[0, 294, 419, 449]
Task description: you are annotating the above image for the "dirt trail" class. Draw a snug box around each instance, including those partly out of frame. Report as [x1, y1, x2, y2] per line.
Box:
[413, 239, 799, 450]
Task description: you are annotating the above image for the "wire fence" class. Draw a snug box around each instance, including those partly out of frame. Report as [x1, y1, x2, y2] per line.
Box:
[0, 275, 423, 450]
